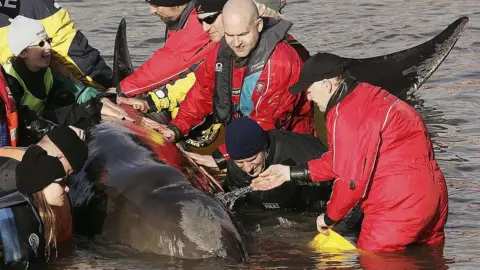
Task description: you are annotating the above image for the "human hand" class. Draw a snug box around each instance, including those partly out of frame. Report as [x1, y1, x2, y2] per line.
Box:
[316, 213, 332, 235]
[185, 151, 219, 170]
[250, 164, 290, 191]
[100, 98, 135, 122]
[117, 97, 149, 113]
[141, 117, 176, 142]
[68, 126, 85, 141]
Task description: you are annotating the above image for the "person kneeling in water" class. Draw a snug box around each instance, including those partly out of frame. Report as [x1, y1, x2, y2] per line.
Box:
[2, 16, 136, 145]
[189, 117, 332, 210]
[250, 53, 448, 252]
[0, 126, 88, 261]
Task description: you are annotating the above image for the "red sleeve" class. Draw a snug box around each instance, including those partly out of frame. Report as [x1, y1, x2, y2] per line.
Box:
[249, 43, 304, 131]
[307, 151, 336, 181]
[119, 16, 212, 97]
[169, 45, 218, 136]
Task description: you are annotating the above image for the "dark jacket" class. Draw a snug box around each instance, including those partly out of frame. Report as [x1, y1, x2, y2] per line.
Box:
[224, 129, 333, 210]
[1, 64, 112, 146]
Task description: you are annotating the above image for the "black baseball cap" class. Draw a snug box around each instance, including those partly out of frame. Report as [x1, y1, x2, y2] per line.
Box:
[289, 52, 348, 94]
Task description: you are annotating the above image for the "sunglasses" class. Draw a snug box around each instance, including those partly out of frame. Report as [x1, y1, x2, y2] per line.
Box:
[53, 177, 69, 188]
[29, 37, 53, 48]
[197, 12, 221, 25]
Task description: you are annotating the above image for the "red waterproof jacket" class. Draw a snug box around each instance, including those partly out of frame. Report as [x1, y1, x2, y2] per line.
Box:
[308, 83, 447, 250]
[170, 41, 313, 137]
[119, 8, 214, 97]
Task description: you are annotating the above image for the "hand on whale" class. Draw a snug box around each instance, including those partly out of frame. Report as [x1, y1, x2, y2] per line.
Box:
[141, 117, 176, 142]
[117, 96, 150, 113]
[100, 97, 135, 122]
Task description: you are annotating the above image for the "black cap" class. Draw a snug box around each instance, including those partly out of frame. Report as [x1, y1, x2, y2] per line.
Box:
[145, 0, 190, 7]
[16, 145, 67, 195]
[196, 0, 228, 14]
[289, 52, 347, 94]
[225, 118, 268, 160]
[46, 127, 89, 173]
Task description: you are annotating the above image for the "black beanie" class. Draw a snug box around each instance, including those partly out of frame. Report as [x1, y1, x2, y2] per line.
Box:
[225, 118, 268, 160]
[16, 145, 66, 195]
[195, 0, 227, 14]
[145, 0, 190, 7]
[46, 127, 89, 173]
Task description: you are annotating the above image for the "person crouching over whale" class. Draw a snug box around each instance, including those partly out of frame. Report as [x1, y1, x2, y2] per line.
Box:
[250, 52, 448, 252]
[1, 15, 136, 146]
[0, 126, 88, 263]
[189, 117, 332, 211]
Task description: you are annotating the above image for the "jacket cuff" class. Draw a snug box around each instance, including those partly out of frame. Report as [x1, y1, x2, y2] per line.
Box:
[116, 83, 127, 97]
[212, 148, 227, 171]
[167, 123, 184, 143]
[146, 95, 157, 113]
[290, 164, 312, 184]
[95, 92, 117, 103]
[324, 212, 337, 226]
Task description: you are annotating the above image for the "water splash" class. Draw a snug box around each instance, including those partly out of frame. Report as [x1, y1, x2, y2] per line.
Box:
[275, 217, 299, 229]
[215, 186, 253, 210]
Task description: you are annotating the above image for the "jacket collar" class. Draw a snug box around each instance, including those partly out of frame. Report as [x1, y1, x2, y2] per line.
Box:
[325, 75, 359, 116]
[165, 0, 196, 38]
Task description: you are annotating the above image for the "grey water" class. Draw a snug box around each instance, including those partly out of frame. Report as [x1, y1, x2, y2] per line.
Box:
[48, 0, 480, 269]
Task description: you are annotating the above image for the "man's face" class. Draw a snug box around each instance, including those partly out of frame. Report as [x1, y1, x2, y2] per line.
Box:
[307, 80, 332, 112]
[20, 34, 52, 70]
[197, 12, 224, 42]
[149, 4, 183, 25]
[234, 151, 266, 177]
[224, 16, 262, 58]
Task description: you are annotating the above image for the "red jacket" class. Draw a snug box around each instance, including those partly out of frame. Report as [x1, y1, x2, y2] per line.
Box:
[170, 41, 313, 137]
[307, 83, 447, 225]
[119, 9, 214, 97]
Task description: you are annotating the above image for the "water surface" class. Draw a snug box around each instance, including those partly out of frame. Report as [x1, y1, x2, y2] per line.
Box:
[51, 0, 480, 269]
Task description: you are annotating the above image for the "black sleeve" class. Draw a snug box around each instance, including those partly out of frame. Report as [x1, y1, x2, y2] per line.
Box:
[17, 106, 58, 146]
[40, 98, 103, 129]
[289, 164, 313, 184]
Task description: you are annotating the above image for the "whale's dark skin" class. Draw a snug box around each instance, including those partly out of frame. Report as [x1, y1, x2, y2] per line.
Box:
[68, 114, 248, 261]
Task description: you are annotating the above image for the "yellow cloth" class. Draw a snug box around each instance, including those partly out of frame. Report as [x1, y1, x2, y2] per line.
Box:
[148, 72, 196, 118]
[2, 61, 53, 113]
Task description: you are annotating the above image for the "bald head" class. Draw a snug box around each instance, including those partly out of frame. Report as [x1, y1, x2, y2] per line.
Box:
[223, 0, 263, 57]
[223, 0, 259, 25]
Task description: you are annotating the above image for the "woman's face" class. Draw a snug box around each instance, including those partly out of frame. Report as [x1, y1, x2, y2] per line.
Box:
[20, 34, 52, 70]
[43, 178, 69, 207]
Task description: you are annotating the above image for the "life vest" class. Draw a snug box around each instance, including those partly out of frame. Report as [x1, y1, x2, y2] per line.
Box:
[213, 18, 293, 124]
[0, 67, 18, 147]
[0, 157, 45, 265]
[3, 61, 53, 113]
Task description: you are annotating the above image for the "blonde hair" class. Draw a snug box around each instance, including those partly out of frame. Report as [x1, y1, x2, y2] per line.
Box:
[32, 191, 58, 260]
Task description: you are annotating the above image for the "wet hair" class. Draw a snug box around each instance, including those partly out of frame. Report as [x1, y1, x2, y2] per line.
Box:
[32, 190, 58, 260]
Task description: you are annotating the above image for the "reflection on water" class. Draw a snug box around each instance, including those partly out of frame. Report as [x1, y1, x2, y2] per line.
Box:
[51, 0, 480, 269]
